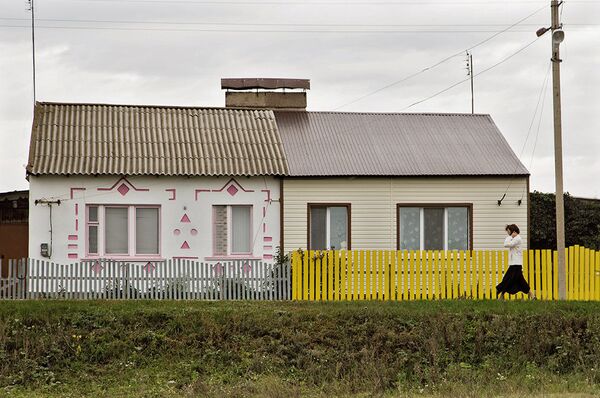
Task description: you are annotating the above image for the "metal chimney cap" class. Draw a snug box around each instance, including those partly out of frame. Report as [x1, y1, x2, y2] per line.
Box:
[221, 78, 310, 90]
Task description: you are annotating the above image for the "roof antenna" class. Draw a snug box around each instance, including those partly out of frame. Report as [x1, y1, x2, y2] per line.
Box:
[26, 0, 36, 104]
[465, 51, 474, 114]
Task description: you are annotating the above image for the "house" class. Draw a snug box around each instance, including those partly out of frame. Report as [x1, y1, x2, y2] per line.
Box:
[26, 103, 286, 264]
[276, 110, 530, 253]
[26, 78, 528, 265]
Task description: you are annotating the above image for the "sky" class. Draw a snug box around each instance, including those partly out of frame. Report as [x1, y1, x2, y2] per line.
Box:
[1, 0, 599, 197]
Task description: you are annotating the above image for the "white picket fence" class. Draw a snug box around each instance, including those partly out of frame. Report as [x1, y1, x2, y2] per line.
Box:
[0, 258, 291, 300]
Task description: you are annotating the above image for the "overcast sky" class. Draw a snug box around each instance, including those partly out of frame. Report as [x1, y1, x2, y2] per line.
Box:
[1, 0, 598, 197]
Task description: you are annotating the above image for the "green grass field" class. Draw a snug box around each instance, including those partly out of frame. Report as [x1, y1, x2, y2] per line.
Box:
[2, 300, 600, 397]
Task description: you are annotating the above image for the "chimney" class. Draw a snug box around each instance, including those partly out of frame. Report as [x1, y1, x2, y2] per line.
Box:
[221, 78, 309, 111]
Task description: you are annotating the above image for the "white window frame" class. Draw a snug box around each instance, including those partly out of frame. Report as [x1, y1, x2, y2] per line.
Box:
[212, 204, 254, 257]
[399, 206, 470, 251]
[86, 205, 161, 258]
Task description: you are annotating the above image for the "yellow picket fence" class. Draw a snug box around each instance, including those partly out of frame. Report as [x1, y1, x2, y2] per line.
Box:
[290, 245, 600, 301]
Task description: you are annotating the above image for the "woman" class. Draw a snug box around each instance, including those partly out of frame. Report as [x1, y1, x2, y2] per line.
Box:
[496, 224, 535, 300]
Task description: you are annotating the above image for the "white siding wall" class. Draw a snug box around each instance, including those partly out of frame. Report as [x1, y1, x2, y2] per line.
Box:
[29, 175, 280, 263]
[283, 177, 528, 251]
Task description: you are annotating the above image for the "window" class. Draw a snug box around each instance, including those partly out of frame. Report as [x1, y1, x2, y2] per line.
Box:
[213, 205, 253, 256]
[398, 205, 470, 250]
[87, 205, 160, 257]
[308, 204, 350, 250]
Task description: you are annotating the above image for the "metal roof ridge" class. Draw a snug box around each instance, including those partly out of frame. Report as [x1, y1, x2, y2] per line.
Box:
[276, 110, 492, 117]
[36, 101, 268, 112]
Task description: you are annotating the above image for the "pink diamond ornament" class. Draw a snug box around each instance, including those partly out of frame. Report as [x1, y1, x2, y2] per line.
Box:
[226, 185, 239, 196]
[91, 261, 103, 274]
[117, 183, 130, 196]
[144, 262, 156, 273]
[243, 262, 252, 275]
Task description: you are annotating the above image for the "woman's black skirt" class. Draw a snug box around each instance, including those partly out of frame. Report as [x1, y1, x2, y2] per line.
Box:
[496, 265, 531, 295]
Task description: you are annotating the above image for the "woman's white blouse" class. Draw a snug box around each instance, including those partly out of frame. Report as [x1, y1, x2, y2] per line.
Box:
[504, 235, 523, 265]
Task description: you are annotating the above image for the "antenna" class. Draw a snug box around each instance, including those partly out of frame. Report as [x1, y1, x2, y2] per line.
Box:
[26, 0, 36, 104]
[465, 51, 474, 114]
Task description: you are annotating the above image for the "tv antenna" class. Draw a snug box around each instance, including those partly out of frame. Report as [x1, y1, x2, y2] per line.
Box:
[465, 51, 474, 114]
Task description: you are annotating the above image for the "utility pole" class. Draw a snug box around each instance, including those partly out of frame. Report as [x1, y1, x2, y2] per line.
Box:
[551, 0, 566, 300]
[538, 1, 566, 299]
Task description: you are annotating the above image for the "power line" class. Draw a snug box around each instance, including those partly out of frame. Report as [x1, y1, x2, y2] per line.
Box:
[71, 0, 599, 5]
[500, 61, 551, 202]
[333, 3, 546, 110]
[1, 17, 598, 27]
[320, 35, 546, 164]
[527, 64, 552, 175]
[400, 36, 542, 111]
[0, 24, 567, 33]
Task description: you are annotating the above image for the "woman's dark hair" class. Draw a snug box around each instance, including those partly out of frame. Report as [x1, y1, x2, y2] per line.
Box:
[505, 224, 520, 234]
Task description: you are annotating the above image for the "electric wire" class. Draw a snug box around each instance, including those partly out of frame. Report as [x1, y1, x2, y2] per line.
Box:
[1, 17, 598, 28]
[498, 61, 551, 203]
[1, 24, 572, 33]
[333, 4, 546, 110]
[70, 0, 599, 5]
[521, 67, 551, 201]
[400, 36, 542, 111]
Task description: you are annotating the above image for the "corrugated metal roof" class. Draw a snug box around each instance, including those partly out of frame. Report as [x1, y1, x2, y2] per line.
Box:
[275, 111, 529, 177]
[27, 102, 289, 177]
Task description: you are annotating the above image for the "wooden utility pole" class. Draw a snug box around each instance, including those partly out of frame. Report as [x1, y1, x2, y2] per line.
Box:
[550, 0, 566, 299]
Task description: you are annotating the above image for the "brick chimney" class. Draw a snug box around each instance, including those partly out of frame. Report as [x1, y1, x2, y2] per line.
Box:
[221, 78, 309, 111]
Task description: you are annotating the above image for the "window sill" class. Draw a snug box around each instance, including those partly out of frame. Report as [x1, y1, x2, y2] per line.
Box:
[204, 255, 261, 261]
[81, 256, 165, 262]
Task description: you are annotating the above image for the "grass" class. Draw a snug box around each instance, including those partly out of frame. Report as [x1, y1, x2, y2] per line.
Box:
[1, 300, 600, 397]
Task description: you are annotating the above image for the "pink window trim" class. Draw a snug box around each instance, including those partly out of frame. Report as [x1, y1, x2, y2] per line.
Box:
[68, 235, 78, 241]
[263, 254, 274, 260]
[261, 189, 271, 203]
[68, 244, 78, 249]
[212, 178, 255, 193]
[85, 204, 161, 258]
[81, 256, 165, 261]
[96, 176, 150, 192]
[70, 187, 86, 199]
[165, 188, 176, 200]
[205, 255, 262, 261]
[263, 236, 273, 242]
[68, 253, 78, 259]
[195, 189, 210, 201]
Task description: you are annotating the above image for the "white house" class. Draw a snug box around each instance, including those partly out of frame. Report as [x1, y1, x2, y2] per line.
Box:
[27, 103, 286, 265]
